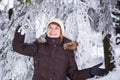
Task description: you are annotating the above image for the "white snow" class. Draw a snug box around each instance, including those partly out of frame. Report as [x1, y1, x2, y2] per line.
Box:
[0, 0, 13, 10]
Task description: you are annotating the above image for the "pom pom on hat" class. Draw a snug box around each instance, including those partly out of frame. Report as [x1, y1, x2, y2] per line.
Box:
[47, 18, 64, 34]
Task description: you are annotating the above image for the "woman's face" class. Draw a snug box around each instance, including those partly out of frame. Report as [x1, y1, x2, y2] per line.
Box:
[46, 23, 61, 38]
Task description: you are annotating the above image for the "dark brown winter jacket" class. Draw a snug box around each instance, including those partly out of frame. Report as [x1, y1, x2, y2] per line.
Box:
[12, 31, 93, 80]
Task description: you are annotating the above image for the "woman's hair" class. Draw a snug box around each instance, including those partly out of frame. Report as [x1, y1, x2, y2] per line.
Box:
[48, 22, 63, 43]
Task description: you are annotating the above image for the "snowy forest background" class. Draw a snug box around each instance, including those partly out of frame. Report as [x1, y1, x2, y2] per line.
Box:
[0, 0, 120, 80]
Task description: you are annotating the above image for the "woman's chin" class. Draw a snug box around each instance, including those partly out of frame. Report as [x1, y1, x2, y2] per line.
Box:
[49, 35, 59, 38]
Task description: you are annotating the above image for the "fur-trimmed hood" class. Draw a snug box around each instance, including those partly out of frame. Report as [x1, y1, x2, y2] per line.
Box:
[38, 35, 78, 50]
[63, 41, 78, 50]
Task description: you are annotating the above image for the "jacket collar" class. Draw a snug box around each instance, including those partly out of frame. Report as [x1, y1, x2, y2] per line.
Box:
[38, 34, 78, 50]
[46, 36, 61, 46]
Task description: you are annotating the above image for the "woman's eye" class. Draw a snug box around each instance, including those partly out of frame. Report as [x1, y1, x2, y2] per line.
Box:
[48, 26, 60, 30]
[55, 27, 59, 30]
[48, 26, 51, 28]
[48, 26, 52, 29]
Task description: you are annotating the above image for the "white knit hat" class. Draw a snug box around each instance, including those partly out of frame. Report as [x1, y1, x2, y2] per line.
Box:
[47, 18, 64, 34]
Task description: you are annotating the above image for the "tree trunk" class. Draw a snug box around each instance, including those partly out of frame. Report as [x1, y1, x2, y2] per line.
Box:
[103, 34, 115, 71]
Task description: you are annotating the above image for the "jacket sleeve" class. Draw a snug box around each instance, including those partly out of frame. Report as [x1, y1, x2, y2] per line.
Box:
[67, 51, 93, 80]
[12, 31, 38, 57]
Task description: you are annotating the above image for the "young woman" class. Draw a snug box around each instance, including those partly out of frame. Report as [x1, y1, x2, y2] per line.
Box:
[12, 18, 108, 80]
